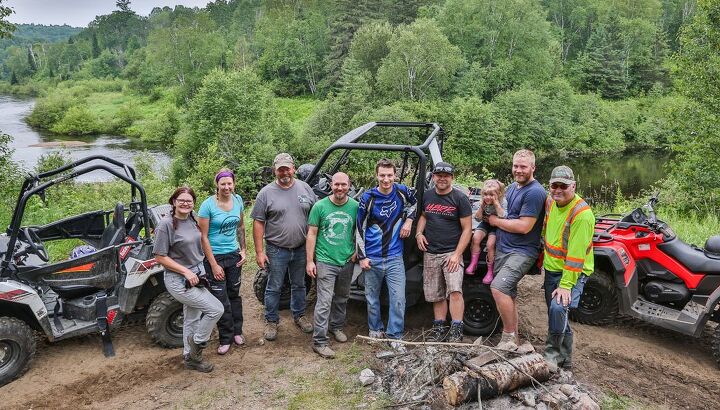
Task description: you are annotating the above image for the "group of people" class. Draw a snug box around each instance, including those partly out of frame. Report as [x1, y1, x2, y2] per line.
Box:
[152, 148, 595, 373]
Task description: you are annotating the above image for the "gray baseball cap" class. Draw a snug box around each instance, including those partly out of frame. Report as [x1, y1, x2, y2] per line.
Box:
[273, 153, 294, 168]
[549, 165, 575, 185]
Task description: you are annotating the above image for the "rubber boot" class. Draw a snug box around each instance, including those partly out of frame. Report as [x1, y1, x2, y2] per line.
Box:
[544, 334, 563, 373]
[465, 253, 480, 275]
[185, 335, 214, 373]
[482, 262, 494, 284]
[559, 333, 573, 369]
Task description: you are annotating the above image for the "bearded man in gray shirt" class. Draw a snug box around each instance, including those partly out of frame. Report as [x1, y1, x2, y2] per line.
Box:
[252, 153, 317, 341]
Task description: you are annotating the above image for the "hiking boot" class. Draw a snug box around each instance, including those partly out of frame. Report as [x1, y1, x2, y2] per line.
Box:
[217, 344, 231, 355]
[294, 316, 313, 333]
[368, 330, 385, 339]
[390, 340, 407, 353]
[496, 331, 518, 351]
[330, 329, 348, 343]
[185, 336, 213, 373]
[447, 322, 464, 343]
[427, 322, 448, 342]
[312, 344, 336, 359]
[264, 321, 278, 341]
[234, 334, 246, 346]
[544, 333, 563, 371]
[559, 333, 574, 370]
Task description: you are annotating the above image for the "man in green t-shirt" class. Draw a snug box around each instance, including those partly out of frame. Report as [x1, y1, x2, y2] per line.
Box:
[306, 172, 359, 358]
[542, 165, 594, 370]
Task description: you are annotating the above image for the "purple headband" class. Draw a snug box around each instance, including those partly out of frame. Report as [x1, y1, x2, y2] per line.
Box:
[215, 171, 235, 183]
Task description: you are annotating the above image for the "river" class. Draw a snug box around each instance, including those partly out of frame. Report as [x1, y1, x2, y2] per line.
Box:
[0, 95, 171, 182]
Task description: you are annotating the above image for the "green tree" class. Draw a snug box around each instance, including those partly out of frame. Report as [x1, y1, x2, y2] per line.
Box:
[438, 0, 558, 98]
[9, 70, 16, 84]
[116, 0, 132, 13]
[348, 21, 393, 79]
[576, 15, 628, 99]
[0, 0, 15, 39]
[174, 69, 293, 196]
[376, 18, 464, 101]
[91, 32, 101, 58]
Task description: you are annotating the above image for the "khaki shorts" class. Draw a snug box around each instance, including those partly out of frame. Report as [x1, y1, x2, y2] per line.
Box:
[423, 252, 464, 302]
[490, 251, 537, 298]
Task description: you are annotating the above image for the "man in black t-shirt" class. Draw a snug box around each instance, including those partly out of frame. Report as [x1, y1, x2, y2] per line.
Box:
[415, 162, 472, 342]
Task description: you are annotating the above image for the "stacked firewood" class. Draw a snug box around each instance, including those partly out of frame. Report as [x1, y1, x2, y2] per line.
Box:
[357, 336, 600, 409]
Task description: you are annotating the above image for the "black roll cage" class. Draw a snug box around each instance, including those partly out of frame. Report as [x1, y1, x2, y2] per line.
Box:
[1, 155, 151, 275]
[305, 121, 444, 210]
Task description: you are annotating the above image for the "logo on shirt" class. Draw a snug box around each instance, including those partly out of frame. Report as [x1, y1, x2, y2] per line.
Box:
[379, 201, 397, 217]
[219, 216, 241, 236]
[323, 211, 353, 245]
[425, 203, 457, 216]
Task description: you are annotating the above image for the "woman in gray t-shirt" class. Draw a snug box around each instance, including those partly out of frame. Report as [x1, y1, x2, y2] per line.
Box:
[153, 187, 223, 373]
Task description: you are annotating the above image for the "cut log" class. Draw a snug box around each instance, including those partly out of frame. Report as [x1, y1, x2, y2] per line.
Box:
[443, 352, 550, 405]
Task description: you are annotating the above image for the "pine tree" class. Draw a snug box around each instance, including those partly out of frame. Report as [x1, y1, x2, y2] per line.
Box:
[92, 32, 101, 58]
[580, 16, 628, 99]
[116, 0, 132, 13]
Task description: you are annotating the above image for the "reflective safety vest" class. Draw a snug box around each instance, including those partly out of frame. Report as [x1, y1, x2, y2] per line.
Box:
[543, 195, 593, 275]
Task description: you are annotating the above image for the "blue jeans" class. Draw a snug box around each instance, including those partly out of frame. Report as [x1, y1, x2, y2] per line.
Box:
[364, 255, 406, 339]
[264, 242, 307, 323]
[543, 270, 588, 335]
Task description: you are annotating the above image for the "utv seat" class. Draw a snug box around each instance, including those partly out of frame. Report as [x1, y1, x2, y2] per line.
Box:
[99, 203, 126, 248]
[657, 237, 720, 275]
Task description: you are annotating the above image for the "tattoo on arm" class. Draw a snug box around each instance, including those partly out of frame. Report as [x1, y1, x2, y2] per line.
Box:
[237, 215, 246, 250]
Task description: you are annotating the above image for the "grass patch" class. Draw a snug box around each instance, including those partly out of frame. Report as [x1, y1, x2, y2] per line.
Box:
[276, 97, 321, 133]
[600, 391, 645, 409]
[286, 369, 365, 410]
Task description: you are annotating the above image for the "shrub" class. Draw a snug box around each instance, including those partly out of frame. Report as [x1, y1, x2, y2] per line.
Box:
[50, 105, 100, 135]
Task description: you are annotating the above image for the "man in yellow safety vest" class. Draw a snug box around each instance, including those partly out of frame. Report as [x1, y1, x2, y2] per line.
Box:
[542, 165, 594, 370]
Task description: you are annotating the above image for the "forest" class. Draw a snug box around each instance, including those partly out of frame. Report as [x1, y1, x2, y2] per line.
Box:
[0, 0, 717, 214]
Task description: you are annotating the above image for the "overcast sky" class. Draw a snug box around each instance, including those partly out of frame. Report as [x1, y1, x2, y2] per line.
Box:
[5, 0, 212, 27]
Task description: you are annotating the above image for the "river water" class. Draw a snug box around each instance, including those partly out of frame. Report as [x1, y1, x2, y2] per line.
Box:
[0, 95, 171, 182]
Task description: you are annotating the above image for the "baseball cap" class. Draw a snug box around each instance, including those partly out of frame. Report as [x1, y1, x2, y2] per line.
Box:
[549, 165, 575, 185]
[273, 153, 294, 168]
[432, 162, 455, 175]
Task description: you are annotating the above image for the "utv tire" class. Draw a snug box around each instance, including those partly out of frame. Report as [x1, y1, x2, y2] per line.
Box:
[462, 285, 501, 336]
[253, 268, 314, 310]
[146, 292, 184, 348]
[570, 271, 618, 325]
[712, 325, 720, 369]
[0, 316, 36, 387]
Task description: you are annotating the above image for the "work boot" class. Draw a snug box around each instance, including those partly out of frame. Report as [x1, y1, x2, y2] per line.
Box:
[427, 321, 448, 342]
[447, 321, 464, 343]
[559, 333, 574, 369]
[330, 329, 348, 343]
[185, 336, 213, 373]
[496, 331, 518, 351]
[294, 315, 313, 333]
[264, 321, 278, 341]
[544, 333, 564, 373]
[312, 344, 336, 359]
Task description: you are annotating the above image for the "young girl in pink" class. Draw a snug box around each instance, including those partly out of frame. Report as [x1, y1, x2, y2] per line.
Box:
[465, 179, 506, 284]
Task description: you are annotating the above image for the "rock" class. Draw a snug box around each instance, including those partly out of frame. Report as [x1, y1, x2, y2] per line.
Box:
[359, 368, 376, 386]
[483, 395, 515, 410]
[257, 338, 265, 346]
[520, 392, 536, 407]
[376, 350, 395, 359]
[535, 403, 548, 410]
[560, 384, 576, 397]
[516, 341, 536, 354]
[572, 393, 600, 410]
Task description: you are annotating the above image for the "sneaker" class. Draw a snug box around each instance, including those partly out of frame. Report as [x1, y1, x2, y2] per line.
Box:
[496, 331, 518, 351]
[330, 329, 348, 343]
[312, 344, 336, 359]
[368, 330, 385, 339]
[427, 322, 449, 342]
[447, 322, 464, 343]
[294, 316, 313, 333]
[217, 344, 231, 355]
[264, 321, 278, 341]
[390, 340, 407, 353]
[233, 334, 246, 346]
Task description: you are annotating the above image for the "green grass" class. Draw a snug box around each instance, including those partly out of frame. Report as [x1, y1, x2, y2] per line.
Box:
[276, 97, 321, 133]
[600, 392, 645, 409]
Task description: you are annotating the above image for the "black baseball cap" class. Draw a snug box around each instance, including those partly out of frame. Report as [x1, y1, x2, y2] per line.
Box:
[432, 162, 454, 175]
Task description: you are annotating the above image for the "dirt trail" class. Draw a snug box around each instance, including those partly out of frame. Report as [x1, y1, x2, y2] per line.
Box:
[1, 272, 718, 409]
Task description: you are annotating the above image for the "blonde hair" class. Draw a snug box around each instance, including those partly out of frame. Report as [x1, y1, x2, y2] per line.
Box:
[481, 179, 505, 197]
[513, 149, 536, 166]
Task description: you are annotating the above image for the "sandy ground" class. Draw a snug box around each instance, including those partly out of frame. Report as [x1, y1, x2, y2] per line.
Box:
[1, 272, 718, 409]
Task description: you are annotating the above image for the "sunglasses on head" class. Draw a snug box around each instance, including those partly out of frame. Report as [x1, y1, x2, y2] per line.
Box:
[550, 182, 570, 190]
[434, 167, 453, 174]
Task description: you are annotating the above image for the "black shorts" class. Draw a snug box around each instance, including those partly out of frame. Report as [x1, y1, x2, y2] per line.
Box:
[476, 220, 496, 235]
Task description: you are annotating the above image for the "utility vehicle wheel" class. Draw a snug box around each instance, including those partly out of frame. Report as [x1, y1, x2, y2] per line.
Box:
[570, 271, 618, 325]
[0, 316, 36, 387]
[253, 268, 314, 310]
[712, 325, 720, 368]
[463, 285, 501, 336]
[146, 292, 184, 348]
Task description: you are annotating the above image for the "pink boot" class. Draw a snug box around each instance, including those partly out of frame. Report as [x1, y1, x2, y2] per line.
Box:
[482, 262, 494, 284]
[465, 253, 480, 275]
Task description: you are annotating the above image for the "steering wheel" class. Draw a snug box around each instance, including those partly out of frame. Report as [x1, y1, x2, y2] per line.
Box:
[21, 228, 49, 262]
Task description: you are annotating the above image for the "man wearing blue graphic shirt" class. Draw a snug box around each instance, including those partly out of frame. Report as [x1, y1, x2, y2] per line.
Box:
[357, 159, 416, 350]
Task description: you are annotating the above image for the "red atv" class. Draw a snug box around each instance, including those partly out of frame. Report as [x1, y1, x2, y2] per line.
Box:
[570, 193, 720, 365]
